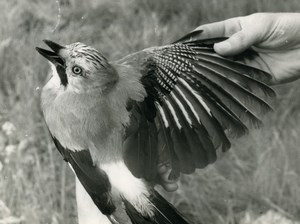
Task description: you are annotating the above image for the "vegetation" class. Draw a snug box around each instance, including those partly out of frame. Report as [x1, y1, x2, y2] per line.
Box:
[1, 0, 300, 223]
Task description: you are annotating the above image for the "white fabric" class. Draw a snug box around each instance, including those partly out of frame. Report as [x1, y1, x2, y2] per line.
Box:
[76, 178, 111, 224]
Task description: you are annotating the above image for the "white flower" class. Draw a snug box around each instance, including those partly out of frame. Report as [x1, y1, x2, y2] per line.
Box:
[2, 122, 16, 136]
[5, 145, 16, 157]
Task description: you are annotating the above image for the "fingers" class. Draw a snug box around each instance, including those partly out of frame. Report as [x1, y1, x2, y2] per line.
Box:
[157, 163, 179, 192]
[178, 16, 257, 57]
[193, 17, 256, 56]
[196, 17, 260, 56]
[214, 29, 258, 56]
[194, 17, 242, 39]
[175, 17, 242, 43]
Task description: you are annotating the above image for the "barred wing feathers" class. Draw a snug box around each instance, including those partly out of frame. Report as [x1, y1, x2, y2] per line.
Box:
[123, 39, 275, 181]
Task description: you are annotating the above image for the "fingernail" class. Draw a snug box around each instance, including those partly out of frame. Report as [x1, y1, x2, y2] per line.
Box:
[215, 41, 231, 52]
[164, 183, 178, 192]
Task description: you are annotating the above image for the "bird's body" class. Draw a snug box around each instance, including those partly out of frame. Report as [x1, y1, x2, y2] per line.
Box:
[36, 33, 275, 223]
[41, 51, 155, 222]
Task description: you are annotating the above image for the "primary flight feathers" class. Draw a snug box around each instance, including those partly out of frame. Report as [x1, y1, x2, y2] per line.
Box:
[123, 33, 275, 181]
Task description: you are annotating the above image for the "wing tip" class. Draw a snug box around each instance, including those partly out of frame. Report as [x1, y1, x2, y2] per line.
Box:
[172, 29, 204, 44]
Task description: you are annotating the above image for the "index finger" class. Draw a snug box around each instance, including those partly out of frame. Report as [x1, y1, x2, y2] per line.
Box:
[178, 17, 243, 42]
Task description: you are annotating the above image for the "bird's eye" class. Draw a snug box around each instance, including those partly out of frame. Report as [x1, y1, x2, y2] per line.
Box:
[72, 66, 82, 75]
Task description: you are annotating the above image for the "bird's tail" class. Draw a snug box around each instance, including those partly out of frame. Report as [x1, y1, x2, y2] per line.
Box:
[123, 190, 190, 224]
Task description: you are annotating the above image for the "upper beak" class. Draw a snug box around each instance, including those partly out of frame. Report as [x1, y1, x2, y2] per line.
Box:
[36, 40, 65, 66]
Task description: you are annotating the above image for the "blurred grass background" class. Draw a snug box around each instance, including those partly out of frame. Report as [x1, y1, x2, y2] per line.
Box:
[0, 0, 300, 223]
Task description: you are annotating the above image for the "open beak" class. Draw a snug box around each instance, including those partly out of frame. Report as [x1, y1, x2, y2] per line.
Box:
[36, 40, 68, 86]
[36, 40, 65, 67]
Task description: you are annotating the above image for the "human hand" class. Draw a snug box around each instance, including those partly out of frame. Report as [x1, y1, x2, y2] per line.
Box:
[187, 13, 300, 84]
[157, 163, 179, 192]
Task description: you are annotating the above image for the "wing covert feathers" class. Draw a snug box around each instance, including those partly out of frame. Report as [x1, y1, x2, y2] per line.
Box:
[124, 38, 275, 180]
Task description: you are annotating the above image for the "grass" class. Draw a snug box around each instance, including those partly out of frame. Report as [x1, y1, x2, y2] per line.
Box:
[1, 0, 300, 223]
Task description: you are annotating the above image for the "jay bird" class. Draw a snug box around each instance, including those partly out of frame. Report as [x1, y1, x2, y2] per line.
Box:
[36, 30, 275, 224]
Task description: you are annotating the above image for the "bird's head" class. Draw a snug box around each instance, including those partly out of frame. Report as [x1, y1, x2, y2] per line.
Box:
[36, 40, 118, 93]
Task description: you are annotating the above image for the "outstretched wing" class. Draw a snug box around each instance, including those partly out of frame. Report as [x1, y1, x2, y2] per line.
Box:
[121, 36, 275, 181]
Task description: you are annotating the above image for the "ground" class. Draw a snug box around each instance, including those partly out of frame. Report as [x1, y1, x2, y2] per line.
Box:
[0, 0, 300, 223]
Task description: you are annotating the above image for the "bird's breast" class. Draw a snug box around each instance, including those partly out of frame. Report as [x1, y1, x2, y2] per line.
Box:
[42, 86, 130, 161]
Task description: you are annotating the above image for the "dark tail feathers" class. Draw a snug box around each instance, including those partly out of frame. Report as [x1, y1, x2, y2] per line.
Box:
[123, 190, 190, 224]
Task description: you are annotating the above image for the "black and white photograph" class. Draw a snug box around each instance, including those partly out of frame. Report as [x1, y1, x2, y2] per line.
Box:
[0, 0, 300, 223]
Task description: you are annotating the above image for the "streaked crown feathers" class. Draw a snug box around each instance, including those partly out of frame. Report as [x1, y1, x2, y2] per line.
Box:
[63, 42, 110, 71]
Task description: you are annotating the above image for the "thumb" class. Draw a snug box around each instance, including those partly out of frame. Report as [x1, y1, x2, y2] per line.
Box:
[214, 30, 258, 56]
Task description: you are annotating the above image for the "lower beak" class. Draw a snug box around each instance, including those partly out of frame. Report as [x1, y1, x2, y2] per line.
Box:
[36, 40, 68, 86]
[36, 40, 65, 67]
